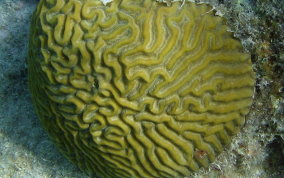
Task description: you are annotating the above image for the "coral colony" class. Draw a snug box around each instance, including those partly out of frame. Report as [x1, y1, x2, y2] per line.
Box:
[28, 0, 255, 177]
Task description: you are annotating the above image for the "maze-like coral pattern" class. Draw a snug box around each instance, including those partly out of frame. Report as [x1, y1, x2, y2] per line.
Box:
[28, 0, 255, 177]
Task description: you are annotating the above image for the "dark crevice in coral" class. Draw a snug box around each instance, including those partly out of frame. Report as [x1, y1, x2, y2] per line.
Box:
[264, 135, 284, 177]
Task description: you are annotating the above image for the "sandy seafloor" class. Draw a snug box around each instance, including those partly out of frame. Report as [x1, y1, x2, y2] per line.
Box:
[0, 0, 283, 177]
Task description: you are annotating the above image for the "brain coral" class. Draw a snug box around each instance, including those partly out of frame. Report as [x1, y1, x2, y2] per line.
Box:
[28, 0, 255, 177]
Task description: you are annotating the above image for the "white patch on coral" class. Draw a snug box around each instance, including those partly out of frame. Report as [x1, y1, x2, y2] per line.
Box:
[100, 0, 112, 5]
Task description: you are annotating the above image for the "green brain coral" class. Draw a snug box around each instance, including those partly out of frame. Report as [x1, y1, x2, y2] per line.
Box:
[28, 0, 255, 177]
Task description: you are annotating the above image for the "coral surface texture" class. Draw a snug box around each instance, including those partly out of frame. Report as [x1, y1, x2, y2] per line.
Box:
[28, 0, 255, 177]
